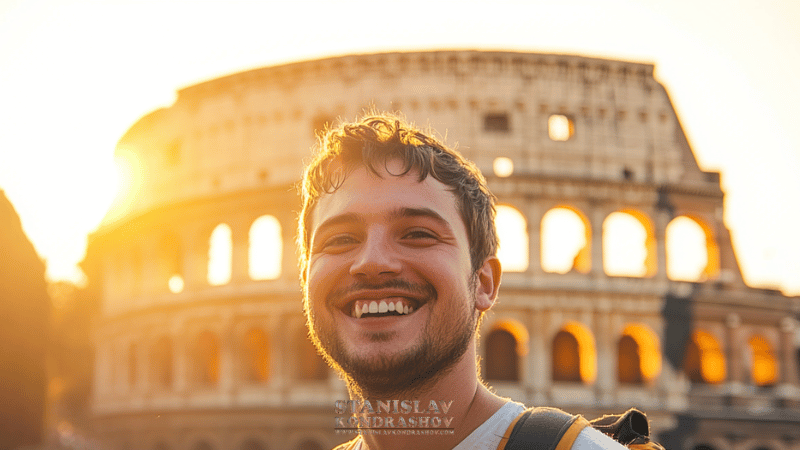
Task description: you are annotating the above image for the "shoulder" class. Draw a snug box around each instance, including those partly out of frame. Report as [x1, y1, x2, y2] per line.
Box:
[570, 426, 628, 450]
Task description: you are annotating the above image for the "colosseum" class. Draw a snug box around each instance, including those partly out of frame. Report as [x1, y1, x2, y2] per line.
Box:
[82, 50, 800, 450]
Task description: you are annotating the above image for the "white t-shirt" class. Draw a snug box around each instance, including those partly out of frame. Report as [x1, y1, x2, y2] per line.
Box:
[351, 402, 626, 450]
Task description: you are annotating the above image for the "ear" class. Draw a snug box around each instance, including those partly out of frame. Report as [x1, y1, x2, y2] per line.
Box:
[474, 256, 502, 312]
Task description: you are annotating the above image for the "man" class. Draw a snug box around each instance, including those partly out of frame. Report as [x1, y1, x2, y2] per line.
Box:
[298, 113, 626, 450]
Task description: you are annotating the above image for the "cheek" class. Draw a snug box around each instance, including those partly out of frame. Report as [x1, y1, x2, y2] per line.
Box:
[307, 258, 340, 305]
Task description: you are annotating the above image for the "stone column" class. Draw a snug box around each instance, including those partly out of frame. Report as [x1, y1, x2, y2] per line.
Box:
[653, 206, 670, 284]
[526, 202, 543, 277]
[726, 314, 744, 398]
[595, 304, 616, 407]
[183, 225, 207, 292]
[230, 216, 251, 284]
[219, 314, 236, 402]
[589, 203, 607, 285]
[780, 317, 798, 386]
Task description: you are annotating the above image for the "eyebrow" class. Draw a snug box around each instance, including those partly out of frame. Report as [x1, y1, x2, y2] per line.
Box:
[314, 207, 454, 235]
[389, 207, 452, 231]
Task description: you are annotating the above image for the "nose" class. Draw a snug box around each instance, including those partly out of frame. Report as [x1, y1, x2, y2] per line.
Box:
[349, 229, 402, 277]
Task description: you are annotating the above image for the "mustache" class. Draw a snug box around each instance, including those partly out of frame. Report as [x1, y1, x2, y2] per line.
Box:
[328, 279, 437, 303]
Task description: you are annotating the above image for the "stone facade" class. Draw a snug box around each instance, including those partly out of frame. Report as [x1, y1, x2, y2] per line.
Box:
[82, 50, 800, 450]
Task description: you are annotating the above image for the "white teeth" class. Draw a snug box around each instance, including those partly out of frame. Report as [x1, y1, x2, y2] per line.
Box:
[352, 299, 418, 318]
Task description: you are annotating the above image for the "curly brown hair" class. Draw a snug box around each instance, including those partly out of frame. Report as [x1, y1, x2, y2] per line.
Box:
[297, 112, 498, 286]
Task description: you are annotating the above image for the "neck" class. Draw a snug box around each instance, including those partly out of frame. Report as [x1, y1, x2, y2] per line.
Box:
[347, 343, 507, 450]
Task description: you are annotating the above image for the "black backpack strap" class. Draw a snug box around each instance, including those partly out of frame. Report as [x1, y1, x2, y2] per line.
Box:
[589, 408, 659, 447]
[498, 407, 590, 450]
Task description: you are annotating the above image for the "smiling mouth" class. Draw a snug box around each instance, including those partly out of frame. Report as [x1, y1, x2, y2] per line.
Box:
[349, 298, 420, 319]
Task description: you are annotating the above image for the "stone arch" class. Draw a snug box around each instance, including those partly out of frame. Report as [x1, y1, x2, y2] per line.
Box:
[192, 330, 220, 386]
[207, 223, 232, 286]
[684, 330, 726, 384]
[666, 215, 719, 281]
[495, 204, 529, 272]
[603, 209, 656, 277]
[748, 335, 777, 387]
[249, 215, 282, 281]
[150, 335, 173, 389]
[540, 206, 591, 274]
[552, 322, 597, 384]
[241, 327, 270, 383]
[617, 324, 661, 384]
[484, 319, 528, 382]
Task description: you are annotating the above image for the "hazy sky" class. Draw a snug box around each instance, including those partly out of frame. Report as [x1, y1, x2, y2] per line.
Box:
[1, 0, 798, 295]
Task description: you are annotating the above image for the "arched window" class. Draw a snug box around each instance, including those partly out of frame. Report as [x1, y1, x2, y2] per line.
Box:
[150, 336, 173, 389]
[666, 216, 719, 281]
[485, 330, 519, 381]
[617, 335, 641, 384]
[242, 328, 270, 383]
[684, 331, 726, 384]
[239, 439, 267, 450]
[603, 211, 656, 277]
[552, 322, 597, 384]
[208, 223, 232, 286]
[296, 329, 328, 381]
[617, 324, 662, 384]
[553, 331, 581, 382]
[128, 342, 138, 388]
[748, 335, 777, 386]
[159, 234, 183, 293]
[296, 440, 323, 450]
[495, 205, 529, 272]
[194, 331, 220, 386]
[249, 215, 282, 280]
[541, 207, 591, 274]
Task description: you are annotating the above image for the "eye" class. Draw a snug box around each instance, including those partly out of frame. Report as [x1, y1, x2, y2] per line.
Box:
[316, 234, 359, 253]
[403, 229, 438, 241]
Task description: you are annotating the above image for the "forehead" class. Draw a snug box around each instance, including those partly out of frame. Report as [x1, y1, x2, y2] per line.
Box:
[309, 163, 463, 232]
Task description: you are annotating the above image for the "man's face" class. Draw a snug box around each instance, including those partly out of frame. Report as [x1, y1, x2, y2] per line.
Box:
[304, 160, 481, 396]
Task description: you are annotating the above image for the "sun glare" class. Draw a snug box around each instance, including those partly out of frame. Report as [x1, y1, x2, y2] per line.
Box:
[105, 149, 143, 224]
[168, 275, 185, 294]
